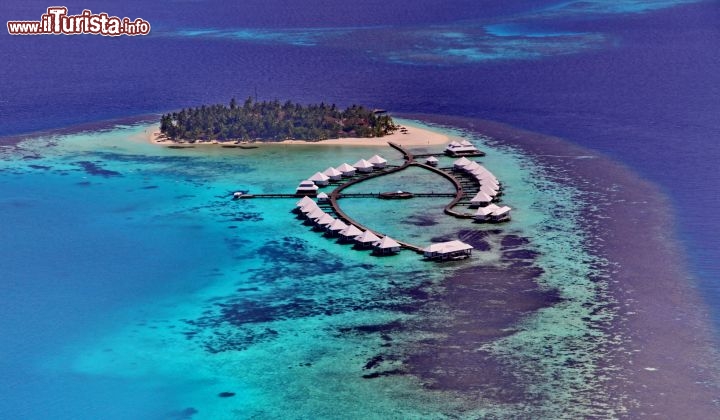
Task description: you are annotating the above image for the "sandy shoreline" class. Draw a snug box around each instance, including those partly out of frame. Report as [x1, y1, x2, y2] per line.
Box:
[146, 120, 450, 148]
[408, 114, 720, 418]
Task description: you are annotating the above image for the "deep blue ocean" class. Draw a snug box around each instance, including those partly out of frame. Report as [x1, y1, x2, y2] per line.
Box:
[1, 1, 719, 418]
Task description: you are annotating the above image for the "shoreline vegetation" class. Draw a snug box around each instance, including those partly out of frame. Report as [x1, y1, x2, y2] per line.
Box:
[159, 98, 397, 143]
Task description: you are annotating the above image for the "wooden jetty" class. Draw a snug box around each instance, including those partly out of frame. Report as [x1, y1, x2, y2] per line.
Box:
[235, 141, 497, 253]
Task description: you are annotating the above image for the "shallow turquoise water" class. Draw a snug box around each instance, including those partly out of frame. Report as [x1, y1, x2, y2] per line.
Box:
[0, 119, 614, 418]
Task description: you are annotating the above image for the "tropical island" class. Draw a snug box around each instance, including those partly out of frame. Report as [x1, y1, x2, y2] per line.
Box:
[159, 98, 397, 142]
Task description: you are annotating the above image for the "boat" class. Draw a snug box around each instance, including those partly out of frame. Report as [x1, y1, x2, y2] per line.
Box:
[379, 190, 413, 199]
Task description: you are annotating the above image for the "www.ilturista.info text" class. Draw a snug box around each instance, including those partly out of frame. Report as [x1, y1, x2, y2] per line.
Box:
[7, 7, 150, 36]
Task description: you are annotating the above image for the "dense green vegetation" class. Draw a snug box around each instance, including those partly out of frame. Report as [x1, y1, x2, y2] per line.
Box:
[160, 98, 397, 142]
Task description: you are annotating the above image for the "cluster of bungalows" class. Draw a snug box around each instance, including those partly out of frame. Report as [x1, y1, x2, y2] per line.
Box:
[444, 140, 485, 157]
[453, 157, 512, 223]
[294, 196, 402, 255]
[295, 154, 388, 195]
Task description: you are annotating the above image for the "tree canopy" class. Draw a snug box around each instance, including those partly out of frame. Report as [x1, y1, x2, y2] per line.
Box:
[160, 98, 397, 142]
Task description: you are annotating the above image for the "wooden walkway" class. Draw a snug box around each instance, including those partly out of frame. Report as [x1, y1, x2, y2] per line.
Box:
[236, 141, 483, 253]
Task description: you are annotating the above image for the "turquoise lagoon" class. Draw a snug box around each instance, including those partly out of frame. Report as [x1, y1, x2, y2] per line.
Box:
[0, 119, 613, 418]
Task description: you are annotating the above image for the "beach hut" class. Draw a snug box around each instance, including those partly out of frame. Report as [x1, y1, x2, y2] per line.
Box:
[469, 191, 493, 207]
[309, 171, 330, 187]
[490, 206, 512, 222]
[315, 213, 336, 227]
[474, 204, 500, 221]
[425, 156, 439, 166]
[316, 192, 329, 203]
[423, 240, 473, 261]
[323, 166, 343, 181]
[326, 219, 348, 236]
[339, 225, 363, 242]
[373, 236, 401, 254]
[354, 230, 381, 248]
[453, 157, 472, 171]
[353, 159, 375, 173]
[336, 163, 357, 177]
[295, 180, 319, 196]
[367, 154, 388, 169]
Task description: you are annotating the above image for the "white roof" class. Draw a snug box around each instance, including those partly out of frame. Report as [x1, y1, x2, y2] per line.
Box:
[374, 236, 401, 249]
[340, 225, 363, 237]
[316, 192, 329, 199]
[298, 180, 316, 187]
[296, 196, 315, 207]
[328, 219, 348, 231]
[353, 159, 374, 169]
[307, 208, 326, 219]
[316, 213, 336, 226]
[480, 186, 498, 196]
[475, 204, 500, 216]
[471, 191, 493, 203]
[447, 141, 461, 148]
[323, 167, 343, 177]
[355, 230, 381, 243]
[423, 240, 473, 254]
[425, 156, 439, 162]
[492, 206, 512, 217]
[367, 154, 387, 164]
[300, 202, 319, 213]
[336, 163, 356, 172]
[464, 162, 481, 172]
[453, 157, 472, 167]
[460, 140, 473, 147]
[309, 172, 330, 182]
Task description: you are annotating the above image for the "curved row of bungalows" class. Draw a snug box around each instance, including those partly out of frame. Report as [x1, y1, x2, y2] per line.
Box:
[474, 203, 512, 223]
[294, 197, 402, 254]
[423, 240, 473, 261]
[444, 140, 485, 157]
[452, 158, 503, 202]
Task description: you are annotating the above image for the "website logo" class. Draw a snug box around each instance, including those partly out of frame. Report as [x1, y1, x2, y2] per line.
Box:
[7, 7, 151, 36]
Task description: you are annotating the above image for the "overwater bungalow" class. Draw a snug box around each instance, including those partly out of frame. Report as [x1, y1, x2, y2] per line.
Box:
[463, 161, 482, 173]
[453, 156, 473, 171]
[425, 156, 439, 166]
[474, 204, 500, 221]
[480, 185, 499, 198]
[367, 154, 388, 169]
[326, 219, 348, 236]
[309, 171, 330, 186]
[323, 166, 343, 181]
[299, 201, 320, 214]
[353, 159, 374, 173]
[315, 213, 336, 228]
[469, 191, 493, 207]
[316, 192, 329, 203]
[445, 140, 484, 157]
[423, 240, 474, 261]
[354, 230, 381, 248]
[336, 163, 357, 177]
[490, 206, 512, 222]
[306, 208, 327, 221]
[339, 225, 363, 242]
[373, 236, 401, 254]
[295, 180, 319, 196]
[295, 196, 315, 213]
